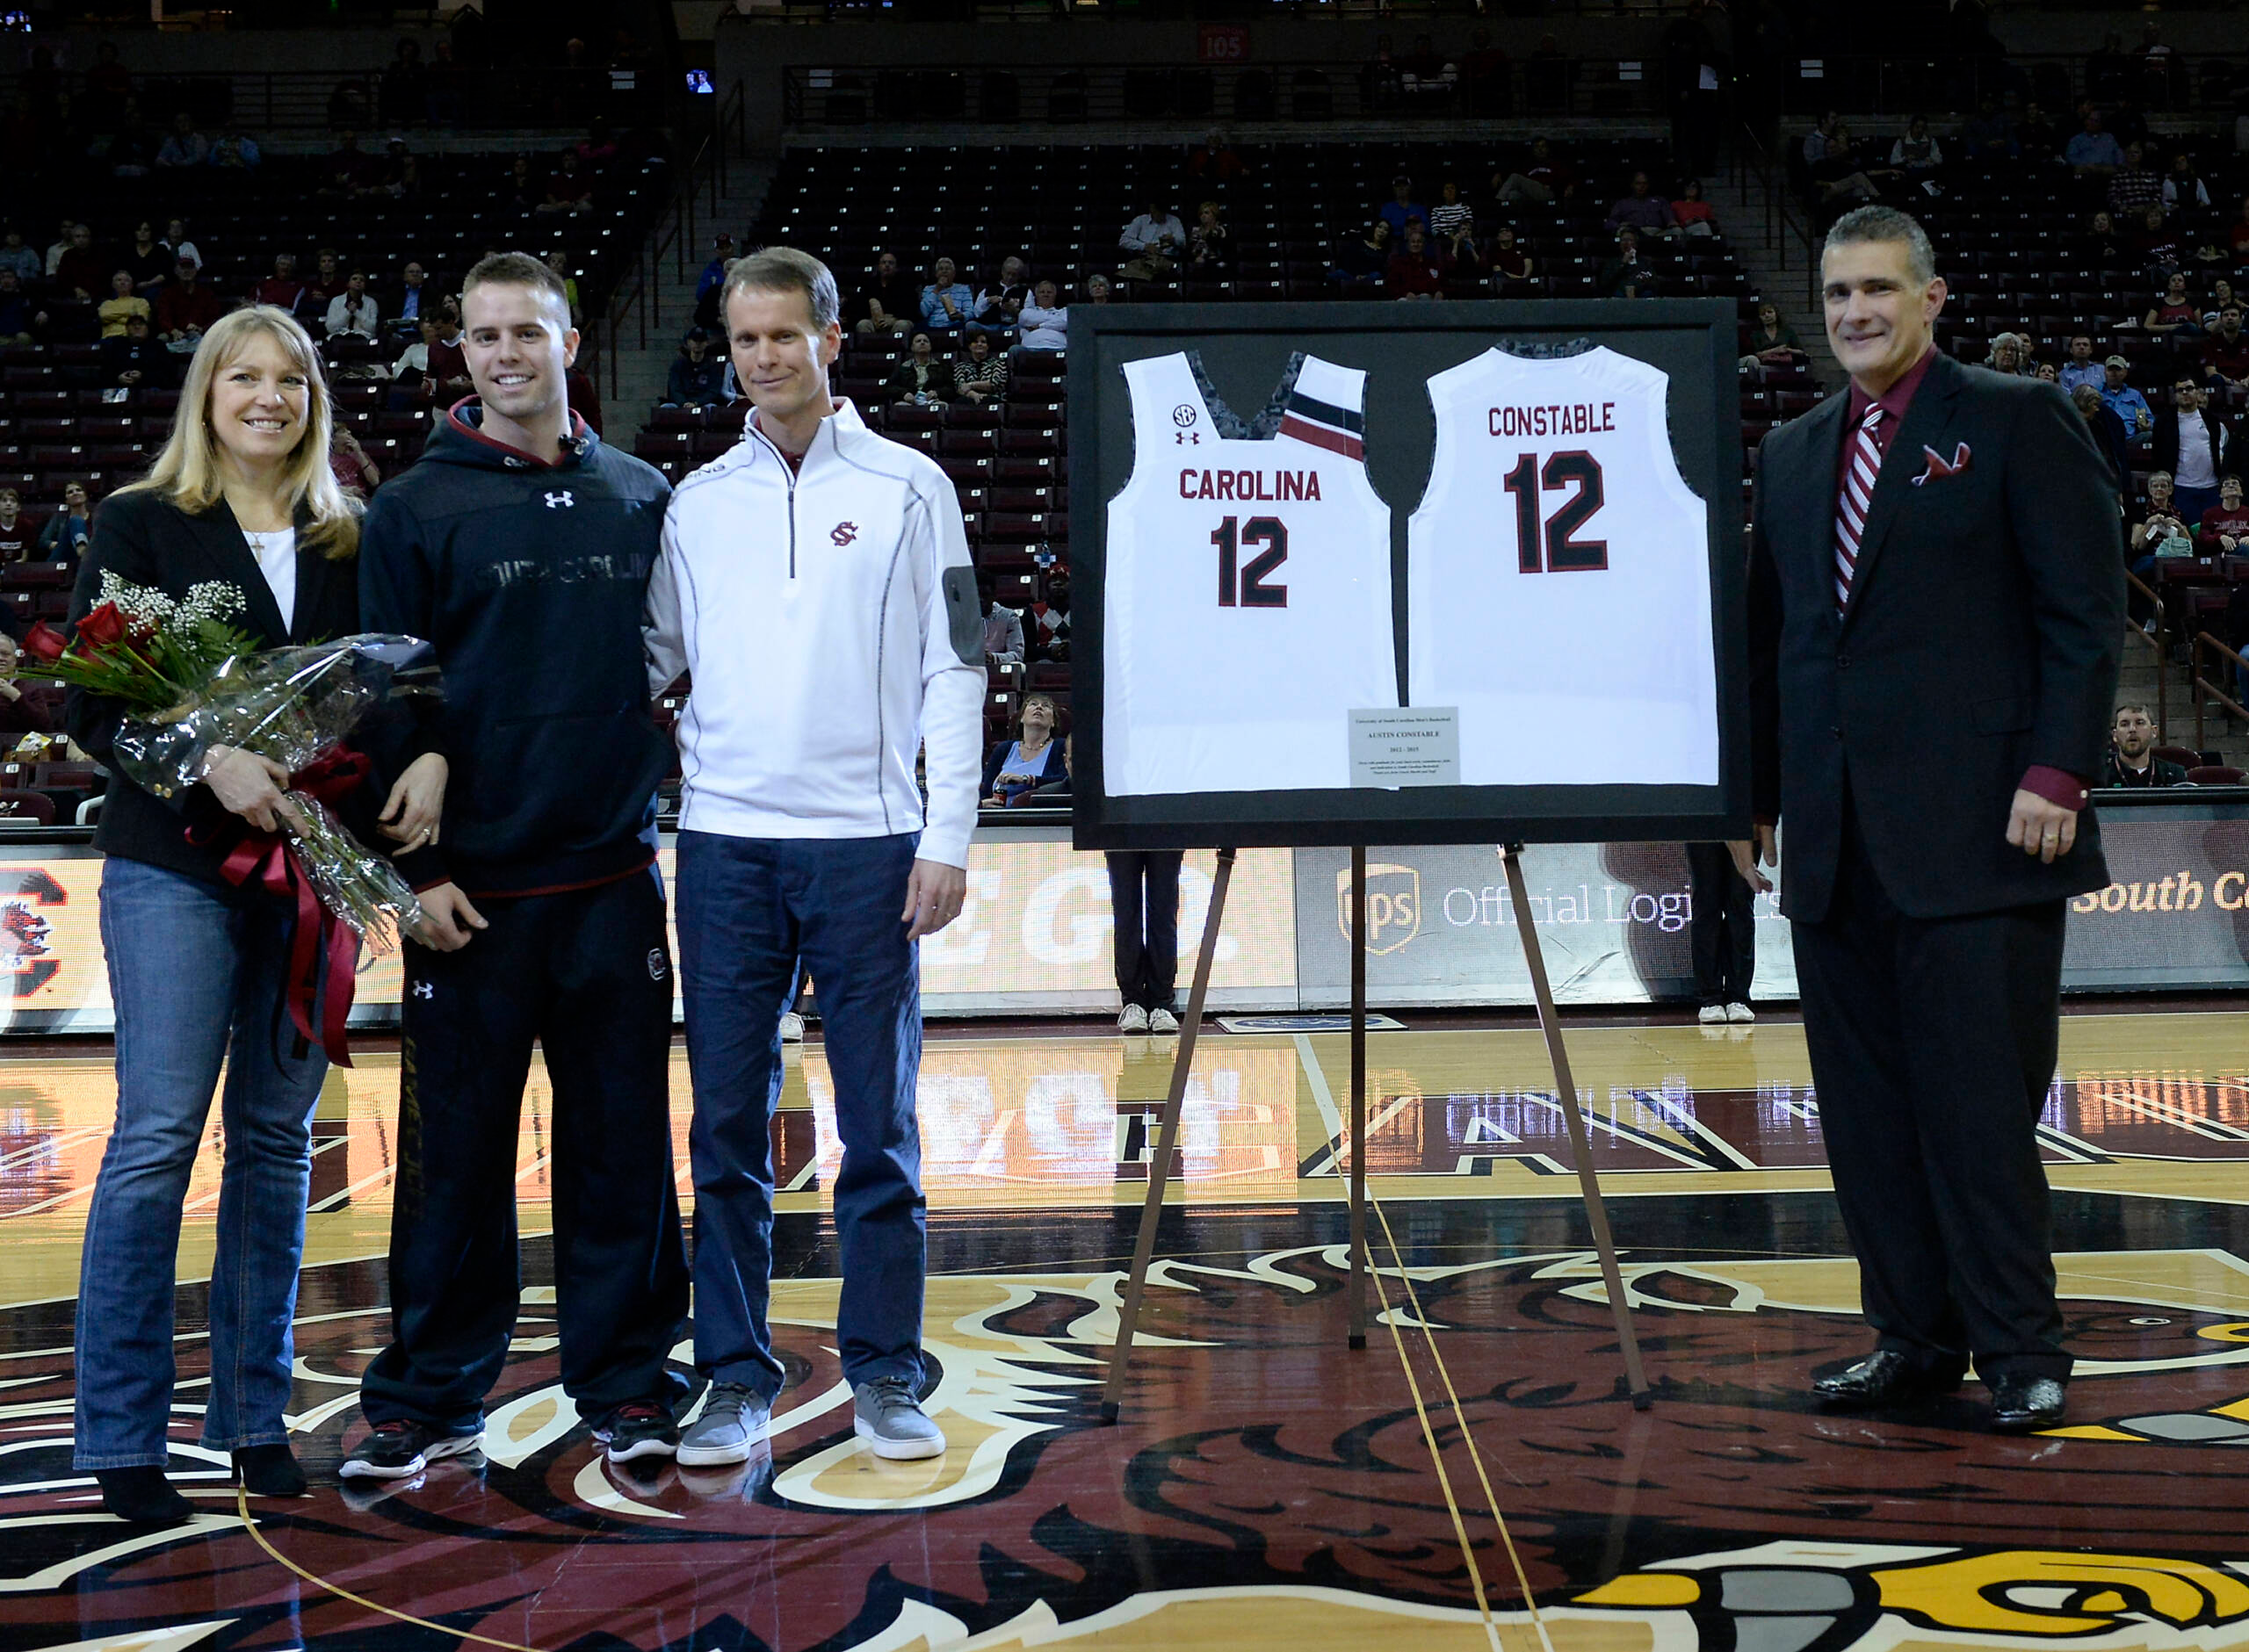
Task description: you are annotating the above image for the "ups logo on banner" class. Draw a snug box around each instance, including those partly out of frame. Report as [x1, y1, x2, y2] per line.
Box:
[1336, 864, 1421, 956]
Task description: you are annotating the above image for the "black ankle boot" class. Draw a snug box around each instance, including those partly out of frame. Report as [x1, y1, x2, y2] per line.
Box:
[233, 1442, 308, 1497]
[95, 1467, 194, 1526]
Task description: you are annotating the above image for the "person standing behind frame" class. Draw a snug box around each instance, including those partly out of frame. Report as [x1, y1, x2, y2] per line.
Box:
[67, 307, 440, 1525]
[343, 252, 691, 1481]
[646, 247, 983, 1468]
[1742, 206, 2122, 1433]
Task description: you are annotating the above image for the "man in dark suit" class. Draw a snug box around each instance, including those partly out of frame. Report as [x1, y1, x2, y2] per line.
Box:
[1739, 206, 2123, 1432]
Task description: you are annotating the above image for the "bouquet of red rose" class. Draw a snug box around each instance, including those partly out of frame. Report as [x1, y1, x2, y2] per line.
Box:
[29, 576, 445, 1059]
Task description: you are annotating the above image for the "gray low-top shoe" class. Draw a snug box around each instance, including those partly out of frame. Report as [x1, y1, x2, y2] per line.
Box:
[677, 1381, 770, 1467]
[853, 1376, 947, 1461]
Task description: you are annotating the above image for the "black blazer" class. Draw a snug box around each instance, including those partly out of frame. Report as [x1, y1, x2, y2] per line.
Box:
[66, 488, 363, 884]
[1748, 353, 2125, 922]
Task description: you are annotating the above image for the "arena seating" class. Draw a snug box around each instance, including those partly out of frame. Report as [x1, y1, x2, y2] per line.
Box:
[642, 140, 1808, 746]
[0, 143, 668, 535]
[1822, 127, 2249, 658]
[0, 141, 669, 819]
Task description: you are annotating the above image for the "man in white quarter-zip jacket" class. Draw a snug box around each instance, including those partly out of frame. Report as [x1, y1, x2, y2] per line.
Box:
[645, 247, 984, 1468]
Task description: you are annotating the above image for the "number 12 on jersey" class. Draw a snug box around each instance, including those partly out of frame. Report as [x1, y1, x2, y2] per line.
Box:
[1502, 451, 1609, 573]
[1211, 515, 1290, 608]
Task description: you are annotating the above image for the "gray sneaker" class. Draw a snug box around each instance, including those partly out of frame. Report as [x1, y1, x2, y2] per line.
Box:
[677, 1381, 770, 1468]
[853, 1377, 946, 1461]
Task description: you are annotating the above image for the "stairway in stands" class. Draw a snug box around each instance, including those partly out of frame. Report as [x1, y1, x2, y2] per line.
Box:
[1704, 163, 1840, 393]
[606, 167, 774, 452]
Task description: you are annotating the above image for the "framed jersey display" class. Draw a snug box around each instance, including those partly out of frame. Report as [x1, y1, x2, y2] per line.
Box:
[1067, 300, 1747, 850]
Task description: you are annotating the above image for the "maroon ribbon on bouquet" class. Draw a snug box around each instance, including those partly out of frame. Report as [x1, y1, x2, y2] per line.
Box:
[199, 747, 373, 1068]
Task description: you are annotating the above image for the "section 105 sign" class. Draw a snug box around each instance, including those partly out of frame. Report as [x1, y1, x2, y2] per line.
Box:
[1198, 24, 1249, 61]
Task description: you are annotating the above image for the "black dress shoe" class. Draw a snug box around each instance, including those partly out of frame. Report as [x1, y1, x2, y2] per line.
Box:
[1811, 1350, 1964, 1407]
[234, 1443, 308, 1497]
[1987, 1374, 2067, 1433]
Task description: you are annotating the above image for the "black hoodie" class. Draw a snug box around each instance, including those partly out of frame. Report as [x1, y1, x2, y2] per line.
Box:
[359, 401, 671, 898]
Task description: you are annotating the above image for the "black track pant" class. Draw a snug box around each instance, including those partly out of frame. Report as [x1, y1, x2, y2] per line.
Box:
[1687, 841, 1756, 1007]
[1107, 851, 1182, 1013]
[360, 868, 691, 1432]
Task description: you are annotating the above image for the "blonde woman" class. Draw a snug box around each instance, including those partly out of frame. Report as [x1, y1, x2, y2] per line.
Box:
[65, 307, 445, 1524]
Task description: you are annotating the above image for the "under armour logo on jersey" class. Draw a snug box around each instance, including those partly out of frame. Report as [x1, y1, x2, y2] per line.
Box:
[1912, 441, 1973, 487]
[411, 981, 434, 999]
[831, 522, 859, 546]
[1175, 431, 1201, 445]
[544, 490, 575, 509]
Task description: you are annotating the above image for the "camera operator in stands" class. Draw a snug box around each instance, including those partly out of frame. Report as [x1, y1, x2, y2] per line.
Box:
[2102, 704, 2186, 789]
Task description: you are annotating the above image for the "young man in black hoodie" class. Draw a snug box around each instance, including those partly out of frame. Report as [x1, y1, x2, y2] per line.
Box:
[343, 251, 691, 1478]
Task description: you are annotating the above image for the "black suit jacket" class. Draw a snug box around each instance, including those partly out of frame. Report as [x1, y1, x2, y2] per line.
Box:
[1748, 353, 2124, 921]
[66, 488, 363, 884]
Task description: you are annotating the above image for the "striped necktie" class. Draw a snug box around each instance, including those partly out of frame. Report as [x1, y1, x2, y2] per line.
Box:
[1834, 404, 1884, 614]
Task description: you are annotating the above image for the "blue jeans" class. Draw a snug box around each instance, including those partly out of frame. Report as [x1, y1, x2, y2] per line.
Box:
[75, 857, 326, 1468]
[2174, 485, 2221, 528]
[678, 831, 925, 1398]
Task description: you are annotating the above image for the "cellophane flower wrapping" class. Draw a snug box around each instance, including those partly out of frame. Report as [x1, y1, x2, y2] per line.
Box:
[279, 790, 436, 956]
[111, 633, 446, 955]
[111, 635, 435, 800]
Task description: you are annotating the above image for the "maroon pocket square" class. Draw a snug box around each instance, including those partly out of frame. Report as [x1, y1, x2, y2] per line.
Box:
[1912, 441, 1971, 486]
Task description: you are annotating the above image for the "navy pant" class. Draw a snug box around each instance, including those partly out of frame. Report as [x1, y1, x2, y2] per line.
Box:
[678, 831, 926, 1399]
[1107, 850, 1182, 1012]
[360, 868, 690, 1432]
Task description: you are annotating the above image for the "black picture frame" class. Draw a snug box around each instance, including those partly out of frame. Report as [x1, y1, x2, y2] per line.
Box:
[1066, 299, 1750, 851]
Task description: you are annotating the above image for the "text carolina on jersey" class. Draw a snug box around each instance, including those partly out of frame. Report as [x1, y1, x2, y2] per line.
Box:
[1178, 468, 1324, 501]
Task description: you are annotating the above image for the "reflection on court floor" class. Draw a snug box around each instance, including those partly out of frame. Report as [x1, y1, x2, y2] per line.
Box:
[2, 1010, 2247, 1652]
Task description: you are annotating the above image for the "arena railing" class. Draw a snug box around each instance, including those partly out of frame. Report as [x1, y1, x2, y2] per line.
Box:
[2193, 631, 2248, 760]
[2126, 570, 2171, 741]
[779, 58, 1660, 126]
[0, 66, 672, 134]
[594, 78, 748, 405]
[778, 50, 2243, 133]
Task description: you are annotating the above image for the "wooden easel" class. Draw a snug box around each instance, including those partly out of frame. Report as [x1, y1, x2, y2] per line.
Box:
[1099, 842, 1651, 1422]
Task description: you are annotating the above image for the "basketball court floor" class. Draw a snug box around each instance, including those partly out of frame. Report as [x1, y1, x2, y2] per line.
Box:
[4, 1006, 2249, 1651]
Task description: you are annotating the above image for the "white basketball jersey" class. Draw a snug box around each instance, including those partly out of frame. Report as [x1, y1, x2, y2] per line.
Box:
[1407, 346, 1717, 786]
[1104, 350, 1398, 797]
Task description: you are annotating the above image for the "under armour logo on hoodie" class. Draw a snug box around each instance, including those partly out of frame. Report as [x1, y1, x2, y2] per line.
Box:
[545, 490, 575, 509]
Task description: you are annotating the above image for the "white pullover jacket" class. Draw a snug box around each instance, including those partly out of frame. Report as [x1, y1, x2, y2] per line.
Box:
[646, 400, 987, 867]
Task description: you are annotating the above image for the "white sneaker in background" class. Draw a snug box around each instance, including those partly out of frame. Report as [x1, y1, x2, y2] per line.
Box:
[1696, 1004, 1727, 1025]
[778, 1012, 806, 1042]
[1118, 1004, 1148, 1033]
[1726, 1002, 1755, 1024]
[1147, 1006, 1180, 1034]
